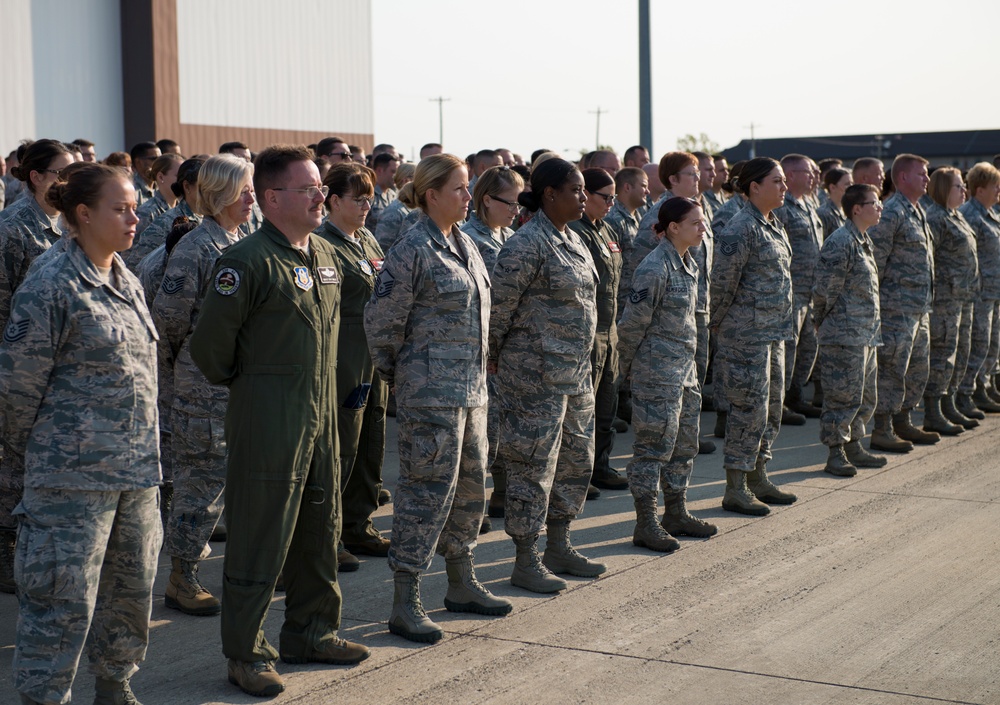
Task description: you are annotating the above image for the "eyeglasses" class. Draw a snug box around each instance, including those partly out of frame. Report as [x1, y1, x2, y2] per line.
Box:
[587, 190, 615, 204]
[329, 152, 352, 161]
[42, 169, 62, 175]
[273, 185, 329, 199]
[490, 195, 520, 212]
[678, 170, 700, 179]
[859, 200, 882, 208]
[349, 196, 374, 208]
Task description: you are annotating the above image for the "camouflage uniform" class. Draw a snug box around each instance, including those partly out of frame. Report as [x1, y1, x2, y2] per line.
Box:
[617, 238, 700, 498]
[605, 200, 639, 314]
[817, 200, 847, 241]
[702, 189, 726, 218]
[460, 214, 514, 468]
[774, 192, 824, 393]
[316, 221, 388, 547]
[374, 198, 413, 253]
[694, 194, 715, 387]
[620, 191, 672, 309]
[959, 198, 1000, 393]
[136, 244, 174, 483]
[868, 192, 935, 415]
[710, 193, 744, 234]
[2, 176, 25, 210]
[136, 190, 170, 236]
[153, 217, 242, 562]
[0, 194, 62, 534]
[125, 199, 200, 271]
[365, 184, 397, 233]
[569, 215, 622, 479]
[364, 214, 490, 573]
[710, 201, 794, 472]
[132, 173, 155, 208]
[0, 237, 161, 704]
[925, 204, 979, 396]
[189, 220, 344, 664]
[461, 213, 513, 275]
[812, 221, 882, 446]
[489, 210, 598, 538]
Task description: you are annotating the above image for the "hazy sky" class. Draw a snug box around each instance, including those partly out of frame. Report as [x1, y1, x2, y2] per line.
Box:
[371, 0, 1000, 162]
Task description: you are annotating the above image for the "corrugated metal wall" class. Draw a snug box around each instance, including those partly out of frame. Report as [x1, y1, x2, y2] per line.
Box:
[175, 0, 373, 135]
[1, 0, 37, 155]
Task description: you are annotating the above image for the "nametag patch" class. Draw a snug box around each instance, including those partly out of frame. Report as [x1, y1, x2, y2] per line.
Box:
[294, 266, 314, 291]
[317, 266, 340, 284]
[608, 241, 621, 253]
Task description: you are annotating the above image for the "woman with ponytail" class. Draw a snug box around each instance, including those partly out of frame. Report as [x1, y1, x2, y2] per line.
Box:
[0, 162, 161, 705]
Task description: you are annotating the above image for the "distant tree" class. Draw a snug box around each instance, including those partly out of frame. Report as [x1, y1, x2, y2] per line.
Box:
[676, 133, 720, 153]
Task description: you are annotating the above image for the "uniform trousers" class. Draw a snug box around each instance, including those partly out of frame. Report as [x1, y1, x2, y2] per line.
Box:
[716, 336, 785, 472]
[819, 344, 877, 447]
[388, 405, 486, 574]
[591, 328, 619, 475]
[499, 391, 595, 538]
[165, 409, 226, 561]
[961, 298, 1000, 393]
[926, 300, 974, 396]
[876, 311, 930, 415]
[340, 373, 388, 544]
[627, 385, 700, 499]
[13, 487, 160, 704]
[785, 293, 817, 390]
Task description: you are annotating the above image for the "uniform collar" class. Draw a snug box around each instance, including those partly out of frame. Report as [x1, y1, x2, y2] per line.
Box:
[199, 216, 242, 250]
[22, 194, 62, 236]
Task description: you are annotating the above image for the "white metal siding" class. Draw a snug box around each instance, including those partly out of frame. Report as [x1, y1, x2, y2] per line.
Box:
[30, 0, 124, 154]
[1, 0, 37, 153]
[176, 0, 373, 134]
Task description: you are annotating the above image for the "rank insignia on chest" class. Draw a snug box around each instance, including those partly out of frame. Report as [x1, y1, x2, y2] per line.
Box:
[358, 259, 374, 276]
[294, 266, 314, 291]
[608, 241, 621, 253]
[370, 258, 384, 272]
[317, 266, 340, 284]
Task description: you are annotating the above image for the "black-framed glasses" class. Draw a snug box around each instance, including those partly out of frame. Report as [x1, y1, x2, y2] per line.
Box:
[490, 195, 520, 212]
[859, 200, 882, 208]
[329, 152, 352, 161]
[273, 185, 329, 199]
[350, 196, 374, 208]
[587, 190, 615, 204]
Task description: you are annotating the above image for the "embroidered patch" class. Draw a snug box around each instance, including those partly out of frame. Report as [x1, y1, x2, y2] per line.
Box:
[214, 267, 241, 296]
[629, 288, 649, 304]
[294, 266, 314, 291]
[358, 259, 374, 276]
[317, 266, 340, 284]
[369, 258, 384, 272]
[374, 269, 395, 298]
[3, 318, 29, 344]
[160, 274, 184, 296]
[608, 241, 621, 253]
[719, 239, 739, 256]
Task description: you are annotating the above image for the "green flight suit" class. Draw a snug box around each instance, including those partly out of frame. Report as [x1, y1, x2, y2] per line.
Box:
[189, 220, 344, 664]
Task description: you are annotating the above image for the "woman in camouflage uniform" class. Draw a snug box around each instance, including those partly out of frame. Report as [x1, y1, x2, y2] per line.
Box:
[618, 197, 719, 552]
[0, 163, 161, 705]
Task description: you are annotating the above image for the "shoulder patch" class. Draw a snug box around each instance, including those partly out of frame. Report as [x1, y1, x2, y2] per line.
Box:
[374, 269, 395, 298]
[160, 274, 184, 296]
[3, 318, 29, 344]
[629, 288, 649, 304]
[214, 267, 241, 296]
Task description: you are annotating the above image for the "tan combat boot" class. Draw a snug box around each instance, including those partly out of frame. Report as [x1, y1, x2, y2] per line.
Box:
[824, 445, 857, 477]
[721, 469, 770, 516]
[747, 456, 798, 504]
[892, 410, 940, 445]
[165, 556, 221, 616]
[444, 552, 513, 616]
[94, 676, 142, 705]
[543, 520, 607, 577]
[661, 490, 718, 538]
[845, 440, 888, 468]
[869, 413, 913, 453]
[388, 571, 443, 643]
[511, 535, 567, 593]
[227, 659, 284, 697]
[632, 496, 680, 552]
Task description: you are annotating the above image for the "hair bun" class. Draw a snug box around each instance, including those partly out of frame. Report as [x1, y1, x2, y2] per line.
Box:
[45, 181, 68, 212]
[517, 190, 541, 212]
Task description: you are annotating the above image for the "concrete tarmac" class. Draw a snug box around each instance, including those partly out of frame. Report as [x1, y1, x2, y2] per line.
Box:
[2, 406, 998, 704]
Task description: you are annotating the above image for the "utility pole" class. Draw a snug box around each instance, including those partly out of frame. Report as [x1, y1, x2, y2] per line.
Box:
[638, 0, 652, 153]
[744, 122, 760, 158]
[429, 96, 450, 145]
[589, 107, 607, 150]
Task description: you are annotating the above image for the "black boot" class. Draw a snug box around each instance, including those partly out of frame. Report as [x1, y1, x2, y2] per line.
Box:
[714, 411, 727, 438]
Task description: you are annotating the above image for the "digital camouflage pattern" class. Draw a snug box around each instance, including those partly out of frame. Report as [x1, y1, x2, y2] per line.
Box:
[0, 194, 61, 328]
[617, 238, 700, 499]
[710, 192, 744, 234]
[818, 345, 878, 447]
[136, 190, 170, 236]
[365, 184, 397, 233]
[812, 221, 882, 347]
[817, 199, 847, 240]
[489, 209, 598, 538]
[959, 198, 1000, 391]
[125, 199, 200, 271]
[374, 198, 412, 252]
[461, 213, 513, 275]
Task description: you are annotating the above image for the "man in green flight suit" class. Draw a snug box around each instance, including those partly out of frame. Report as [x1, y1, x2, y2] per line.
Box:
[190, 145, 370, 698]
